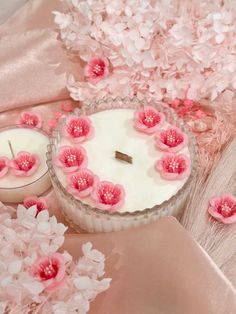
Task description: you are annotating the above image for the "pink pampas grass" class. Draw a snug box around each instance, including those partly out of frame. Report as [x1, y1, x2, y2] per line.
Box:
[181, 138, 236, 287]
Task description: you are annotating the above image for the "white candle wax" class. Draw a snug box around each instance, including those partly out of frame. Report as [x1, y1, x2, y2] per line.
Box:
[0, 127, 51, 203]
[55, 109, 190, 213]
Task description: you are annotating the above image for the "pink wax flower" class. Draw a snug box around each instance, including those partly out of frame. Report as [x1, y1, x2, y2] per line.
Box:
[61, 103, 73, 112]
[134, 106, 165, 134]
[18, 111, 42, 128]
[0, 156, 10, 178]
[67, 169, 98, 198]
[208, 194, 236, 224]
[155, 153, 191, 180]
[155, 127, 188, 153]
[84, 56, 110, 83]
[10, 152, 40, 176]
[23, 196, 48, 217]
[92, 181, 125, 211]
[55, 145, 87, 173]
[62, 115, 94, 143]
[31, 253, 67, 291]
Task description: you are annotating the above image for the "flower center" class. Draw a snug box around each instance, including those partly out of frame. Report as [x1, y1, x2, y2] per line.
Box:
[219, 202, 234, 218]
[68, 120, 89, 138]
[17, 158, 33, 171]
[143, 112, 160, 127]
[162, 129, 183, 147]
[39, 262, 58, 280]
[92, 62, 105, 77]
[64, 152, 82, 167]
[164, 157, 186, 174]
[76, 177, 88, 191]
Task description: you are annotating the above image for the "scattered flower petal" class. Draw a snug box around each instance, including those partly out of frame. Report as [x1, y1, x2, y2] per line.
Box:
[208, 194, 236, 224]
[23, 196, 48, 217]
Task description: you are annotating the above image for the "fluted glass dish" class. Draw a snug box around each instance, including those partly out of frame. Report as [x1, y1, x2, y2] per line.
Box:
[47, 98, 198, 233]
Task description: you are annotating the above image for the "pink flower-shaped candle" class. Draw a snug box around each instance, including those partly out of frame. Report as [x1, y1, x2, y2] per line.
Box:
[62, 115, 94, 143]
[0, 157, 9, 178]
[85, 56, 110, 83]
[92, 181, 125, 211]
[134, 106, 165, 134]
[23, 195, 48, 217]
[67, 169, 98, 198]
[18, 111, 42, 128]
[10, 151, 40, 176]
[155, 127, 188, 152]
[31, 253, 67, 291]
[155, 153, 190, 180]
[55, 145, 87, 173]
[208, 194, 236, 224]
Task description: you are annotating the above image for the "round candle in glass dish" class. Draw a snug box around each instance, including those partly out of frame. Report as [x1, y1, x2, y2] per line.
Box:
[47, 98, 197, 233]
[0, 126, 51, 203]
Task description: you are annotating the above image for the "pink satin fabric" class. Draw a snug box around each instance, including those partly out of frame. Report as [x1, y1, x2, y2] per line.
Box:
[0, 0, 81, 112]
[0, 0, 236, 312]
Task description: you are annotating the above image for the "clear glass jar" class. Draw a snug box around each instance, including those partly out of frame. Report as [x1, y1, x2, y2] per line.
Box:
[47, 97, 198, 233]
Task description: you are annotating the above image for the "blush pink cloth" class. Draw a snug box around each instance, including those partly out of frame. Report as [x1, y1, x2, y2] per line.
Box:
[63, 218, 236, 314]
[0, 1, 236, 313]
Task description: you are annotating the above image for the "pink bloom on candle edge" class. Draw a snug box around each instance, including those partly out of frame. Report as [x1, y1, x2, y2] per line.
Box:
[55, 145, 87, 173]
[92, 181, 125, 211]
[155, 127, 188, 153]
[0, 156, 10, 178]
[155, 153, 191, 180]
[18, 111, 42, 128]
[134, 106, 165, 134]
[67, 169, 98, 198]
[23, 196, 48, 217]
[62, 115, 94, 143]
[10, 152, 40, 176]
[31, 253, 67, 291]
[84, 56, 110, 83]
[208, 194, 236, 224]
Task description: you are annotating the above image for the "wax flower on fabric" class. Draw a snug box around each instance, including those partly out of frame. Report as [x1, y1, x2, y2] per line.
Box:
[92, 181, 125, 211]
[62, 115, 94, 143]
[0, 204, 111, 313]
[155, 127, 188, 153]
[18, 111, 42, 128]
[155, 153, 191, 180]
[67, 169, 98, 198]
[23, 195, 48, 217]
[0, 156, 10, 178]
[85, 56, 110, 83]
[208, 194, 236, 224]
[9, 151, 40, 176]
[54, 145, 88, 173]
[134, 106, 165, 134]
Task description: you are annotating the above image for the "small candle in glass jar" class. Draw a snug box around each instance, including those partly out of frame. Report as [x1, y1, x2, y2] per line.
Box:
[0, 126, 51, 203]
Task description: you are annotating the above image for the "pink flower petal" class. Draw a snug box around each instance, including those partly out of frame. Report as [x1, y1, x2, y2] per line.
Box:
[0, 156, 10, 178]
[9, 152, 40, 177]
[155, 153, 191, 180]
[155, 127, 188, 153]
[67, 169, 98, 198]
[23, 196, 48, 217]
[208, 194, 236, 224]
[84, 56, 110, 83]
[62, 115, 94, 143]
[54, 145, 88, 173]
[134, 106, 165, 134]
[91, 181, 125, 211]
[31, 253, 67, 291]
[17, 111, 42, 128]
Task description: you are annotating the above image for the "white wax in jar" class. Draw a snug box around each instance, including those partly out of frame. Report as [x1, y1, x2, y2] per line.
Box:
[55, 109, 190, 213]
[0, 127, 51, 203]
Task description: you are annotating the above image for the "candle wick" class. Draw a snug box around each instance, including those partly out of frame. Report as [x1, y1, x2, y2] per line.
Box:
[8, 140, 15, 158]
[115, 151, 133, 164]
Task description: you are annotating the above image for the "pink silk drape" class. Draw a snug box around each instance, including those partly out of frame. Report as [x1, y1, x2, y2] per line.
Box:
[0, 1, 236, 313]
